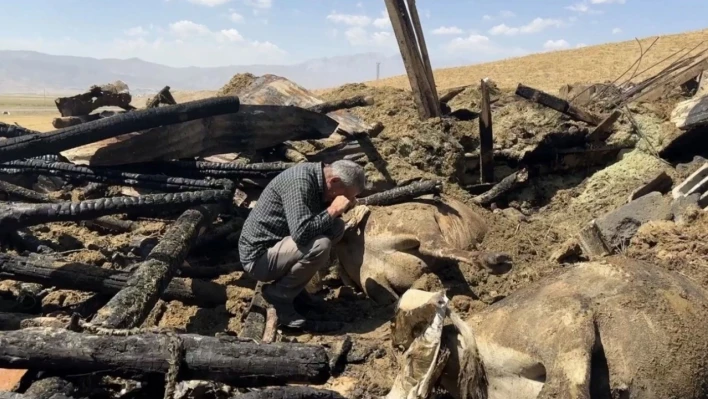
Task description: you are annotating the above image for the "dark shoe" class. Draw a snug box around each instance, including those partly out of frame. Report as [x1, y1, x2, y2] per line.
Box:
[294, 290, 327, 309]
[262, 286, 307, 329]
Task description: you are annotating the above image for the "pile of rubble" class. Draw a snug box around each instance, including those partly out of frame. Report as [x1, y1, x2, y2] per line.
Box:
[0, 47, 705, 398]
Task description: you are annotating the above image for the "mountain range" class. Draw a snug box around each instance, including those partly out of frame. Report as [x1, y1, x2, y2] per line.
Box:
[0, 50, 408, 95]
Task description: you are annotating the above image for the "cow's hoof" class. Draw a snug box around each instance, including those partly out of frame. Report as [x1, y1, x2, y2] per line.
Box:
[480, 252, 513, 274]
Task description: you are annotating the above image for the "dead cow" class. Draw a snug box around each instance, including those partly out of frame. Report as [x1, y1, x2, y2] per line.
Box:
[394, 257, 708, 399]
[334, 195, 512, 304]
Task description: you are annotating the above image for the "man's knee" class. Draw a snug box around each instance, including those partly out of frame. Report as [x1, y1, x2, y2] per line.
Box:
[307, 236, 332, 259]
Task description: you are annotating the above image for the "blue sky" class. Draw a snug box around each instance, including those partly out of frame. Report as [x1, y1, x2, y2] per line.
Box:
[1, 0, 706, 68]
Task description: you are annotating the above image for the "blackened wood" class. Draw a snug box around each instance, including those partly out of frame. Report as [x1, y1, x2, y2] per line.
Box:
[0, 180, 52, 203]
[515, 84, 602, 126]
[635, 57, 708, 103]
[384, 0, 439, 120]
[479, 79, 494, 183]
[439, 85, 472, 104]
[54, 86, 134, 117]
[406, 0, 440, 108]
[0, 254, 226, 307]
[0, 159, 225, 192]
[0, 190, 229, 233]
[91, 205, 217, 328]
[307, 96, 374, 114]
[193, 218, 244, 253]
[51, 115, 101, 129]
[0, 328, 330, 387]
[0, 122, 40, 138]
[627, 171, 673, 202]
[118, 160, 291, 180]
[234, 387, 345, 399]
[358, 180, 442, 206]
[145, 86, 177, 109]
[472, 169, 529, 205]
[0, 97, 240, 164]
[309, 141, 367, 164]
[586, 110, 622, 142]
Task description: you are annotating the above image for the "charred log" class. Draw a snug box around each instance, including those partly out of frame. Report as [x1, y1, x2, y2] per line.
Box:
[0, 328, 330, 387]
[0, 122, 40, 138]
[0, 96, 240, 164]
[0, 180, 52, 203]
[309, 141, 368, 164]
[358, 180, 442, 206]
[0, 189, 231, 233]
[0, 253, 227, 307]
[92, 205, 219, 328]
[234, 387, 345, 399]
[193, 217, 244, 254]
[110, 160, 291, 180]
[51, 114, 101, 129]
[0, 159, 227, 192]
[145, 86, 177, 109]
[54, 85, 134, 117]
[307, 95, 374, 114]
[472, 169, 529, 205]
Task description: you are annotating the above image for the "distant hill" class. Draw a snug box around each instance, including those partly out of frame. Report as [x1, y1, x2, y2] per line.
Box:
[0, 50, 405, 94]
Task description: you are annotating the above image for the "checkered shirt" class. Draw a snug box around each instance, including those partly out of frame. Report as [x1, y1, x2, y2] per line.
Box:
[238, 162, 334, 264]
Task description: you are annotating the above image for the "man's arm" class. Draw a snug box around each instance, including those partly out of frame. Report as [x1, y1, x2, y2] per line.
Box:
[280, 177, 333, 246]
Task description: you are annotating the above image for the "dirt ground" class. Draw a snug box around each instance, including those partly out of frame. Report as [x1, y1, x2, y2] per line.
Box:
[1, 70, 705, 398]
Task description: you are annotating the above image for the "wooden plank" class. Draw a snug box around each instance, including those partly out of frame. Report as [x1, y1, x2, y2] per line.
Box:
[577, 220, 610, 259]
[479, 79, 494, 183]
[635, 58, 708, 103]
[405, 0, 440, 109]
[586, 110, 622, 142]
[627, 171, 673, 202]
[515, 84, 602, 126]
[384, 0, 439, 120]
[670, 93, 708, 130]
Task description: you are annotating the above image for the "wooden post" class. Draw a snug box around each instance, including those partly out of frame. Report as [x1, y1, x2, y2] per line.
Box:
[384, 0, 440, 120]
[516, 84, 602, 126]
[405, 0, 440, 107]
[479, 79, 494, 183]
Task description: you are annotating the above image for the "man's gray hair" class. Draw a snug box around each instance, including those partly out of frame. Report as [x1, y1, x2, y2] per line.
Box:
[330, 160, 367, 192]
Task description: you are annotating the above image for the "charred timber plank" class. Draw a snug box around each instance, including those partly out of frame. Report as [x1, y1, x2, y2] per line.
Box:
[0, 123, 40, 139]
[0, 253, 227, 307]
[51, 115, 101, 129]
[586, 110, 622, 142]
[307, 95, 374, 114]
[358, 180, 442, 206]
[406, 0, 440, 108]
[309, 141, 367, 164]
[479, 79, 494, 183]
[0, 159, 226, 192]
[0, 327, 331, 386]
[472, 169, 529, 205]
[0, 97, 240, 164]
[384, 0, 440, 120]
[146, 86, 177, 109]
[234, 387, 346, 399]
[670, 93, 708, 130]
[439, 85, 472, 104]
[60, 105, 335, 166]
[54, 86, 134, 117]
[118, 160, 292, 180]
[0, 190, 230, 233]
[627, 171, 673, 202]
[91, 205, 218, 328]
[634, 58, 708, 103]
[515, 84, 602, 126]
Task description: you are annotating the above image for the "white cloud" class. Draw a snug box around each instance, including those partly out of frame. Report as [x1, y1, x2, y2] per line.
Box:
[482, 10, 515, 21]
[169, 20, 211, 37]
[344, 27, 395, 48]
[229, 12, 244, 23]
[612, 27, 623, 34]
[432, 26, 464, 35]
[188, 0, 231, 6]
[243, 0, 271, 8]
[372, 10, 390, 29]
[356, 2, 363, 8]
[566, 2, 602, 14]
[326, 12, 372, 26]
[489, 18, 565, 36]
[218, 28, 244, 42]
[543, 39, 570, 50]
[125, 26, 149, 37]
[590, 0, 626, 3]
[444, 34, 528, 61]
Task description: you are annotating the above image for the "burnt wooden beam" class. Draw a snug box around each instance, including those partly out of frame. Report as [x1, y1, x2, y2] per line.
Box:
[145, 86, 177, 109]
[627, 171, 673, 202]
[54, 85, 134, 117]
[51, 114, 101, 129]
[118, 160, 291, 180]
[586, 110, 622, 143]
[384, 0, 440, 120]
[234, 387, 346, 399]
[0, 327, 331, 387]
[472, 169, 529, 205]
[406, 0, 440, 108]
[306, 95, 374, 114]
[634, 57, 708, 103]
[0, 189, 230, 233]
[515, 84, 602, 126]
[0, 122, 40, 139]
[91, 205, 219, 328]
[0, 96, 240, 164]
[358, 180, 442, 206]
[0, 253, 227, 307]
[479, 79, 494, 183]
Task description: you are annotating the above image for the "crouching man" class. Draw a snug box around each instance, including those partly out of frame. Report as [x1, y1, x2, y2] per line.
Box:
[238, 160, 367, 329]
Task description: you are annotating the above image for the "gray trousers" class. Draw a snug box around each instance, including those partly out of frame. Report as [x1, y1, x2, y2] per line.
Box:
[243, 218, 345, 301]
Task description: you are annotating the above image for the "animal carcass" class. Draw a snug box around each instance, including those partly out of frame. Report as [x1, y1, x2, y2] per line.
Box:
[394, 257, 708, 399]
[334, 195, 512, 305]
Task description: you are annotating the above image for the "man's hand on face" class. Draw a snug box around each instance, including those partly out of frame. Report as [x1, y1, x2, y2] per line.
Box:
[327, 195, 355, 218]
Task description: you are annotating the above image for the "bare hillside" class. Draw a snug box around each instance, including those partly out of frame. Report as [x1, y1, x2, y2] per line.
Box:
[365, 28, 708, 93]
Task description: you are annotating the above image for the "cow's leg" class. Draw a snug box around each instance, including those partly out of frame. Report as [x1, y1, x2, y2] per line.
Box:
[418, 244, 512, 275]
[536, 313, 596, 399]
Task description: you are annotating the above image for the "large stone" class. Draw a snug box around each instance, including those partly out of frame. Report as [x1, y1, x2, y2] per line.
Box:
[672, 193, 702, 225]
[595, 192, 672, 251]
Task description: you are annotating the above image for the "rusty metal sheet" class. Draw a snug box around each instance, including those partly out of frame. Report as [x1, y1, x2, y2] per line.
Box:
[233, 74, 370, 135]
